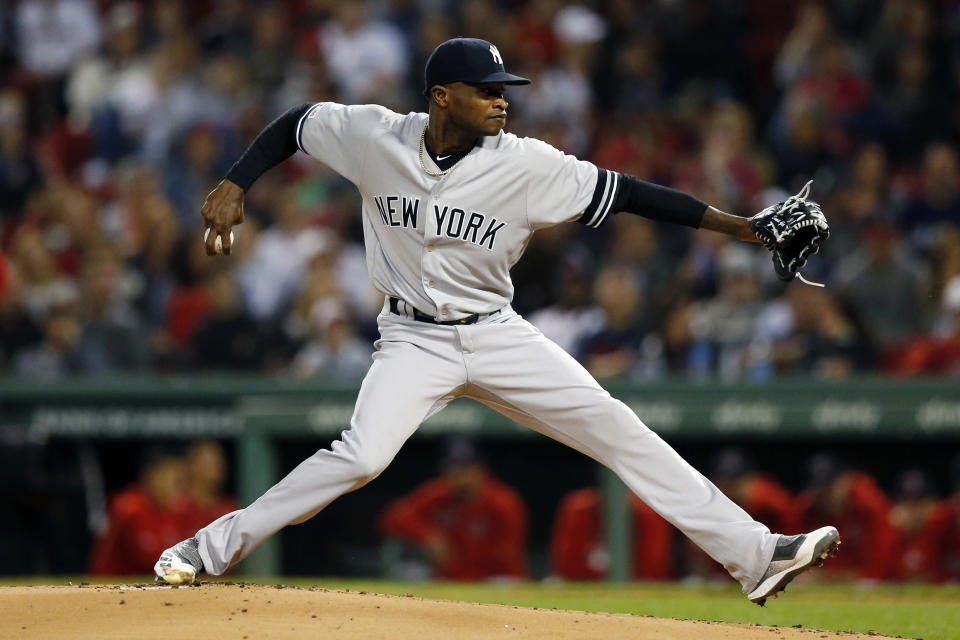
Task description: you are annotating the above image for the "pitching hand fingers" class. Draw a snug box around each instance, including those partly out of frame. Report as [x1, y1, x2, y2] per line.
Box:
[203, 227, 220, 256]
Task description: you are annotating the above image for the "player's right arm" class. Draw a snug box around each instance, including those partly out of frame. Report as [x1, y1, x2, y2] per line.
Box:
[200, 103, 313, 255]
[202, 102, 392, 255]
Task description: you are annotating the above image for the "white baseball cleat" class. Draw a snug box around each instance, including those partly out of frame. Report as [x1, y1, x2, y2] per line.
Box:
[747, 526, 840, 606]
[154, 537, 204, 586]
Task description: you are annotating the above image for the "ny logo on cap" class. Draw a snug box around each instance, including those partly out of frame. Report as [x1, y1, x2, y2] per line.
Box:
[489, 44, 503, 65]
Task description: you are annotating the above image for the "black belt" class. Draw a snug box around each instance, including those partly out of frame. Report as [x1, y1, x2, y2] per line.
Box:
[389, 297, 485, 325]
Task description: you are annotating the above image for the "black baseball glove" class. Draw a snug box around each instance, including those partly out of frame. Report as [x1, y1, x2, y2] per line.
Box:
[749, 180, 830, 285]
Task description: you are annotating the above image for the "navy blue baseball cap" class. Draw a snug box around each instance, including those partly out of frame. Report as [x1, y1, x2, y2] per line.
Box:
[423, 37, 531, 96]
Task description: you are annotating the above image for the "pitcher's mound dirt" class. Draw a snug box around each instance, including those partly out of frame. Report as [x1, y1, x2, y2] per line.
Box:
[0, 583, 899, 640]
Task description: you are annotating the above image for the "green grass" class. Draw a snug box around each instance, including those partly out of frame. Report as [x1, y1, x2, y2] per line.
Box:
[272, 579, 960, 640]
[4, 578, 959, 640]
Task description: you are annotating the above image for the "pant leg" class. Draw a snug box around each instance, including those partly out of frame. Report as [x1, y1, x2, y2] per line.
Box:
[461, 314, 777, 591]
[197, 318, 465, 575]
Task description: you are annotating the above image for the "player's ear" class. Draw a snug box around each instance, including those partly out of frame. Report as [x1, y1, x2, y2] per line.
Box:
[430, 85, 450, 109]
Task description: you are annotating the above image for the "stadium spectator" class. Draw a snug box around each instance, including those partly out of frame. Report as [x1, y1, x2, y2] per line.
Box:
[928, 228, 960, 325]
[684, 448, 799, 582]
[198, 0, 251, 56]
[0, 255, 42, 369]
[14, 0, 101, 80]
[192, 270, 267, 371]
[72, 244, 150, 372]
[104, 37, 205, 162]
[578, 264, 646, 380]
[658, 299, 698, 375]
[162, 233, 221, 351]
[127, 190, 181, 329]
[176, 440, 238, 538]
[289, 296, 372, 379]
[773, 3, 833, 90]
[7, 225, 79, 327]
[687, 244, 767, 379]
[0, 89, 43, 225]
[796, 454, 897, 581]
[897, 142, 960, 254]
[13, 305, 81, 378]
[508, 5, 603, 155]
[528, 254, 603, 357]
[245, 3, 290, 98]
[88, 448, 186, 575]
[819, 142, 896, 266]
[886, 469, 940, 581]
[918, 456, 960, 583]
[833, 219, 929, 362]
[163, 121, 235, 224]
[711, 449, 800, 535]
[66, 3, 144, 130]
[673, 100, 767, 215]
[550, 486, 673, 581]
[379, 439, 528, 581]
[238, 186, 335, 323]
[754, 282, 870, 378]
[318, 2, 409, 107]
[605, 215, 677, 332]
[892, 275, 960, 376]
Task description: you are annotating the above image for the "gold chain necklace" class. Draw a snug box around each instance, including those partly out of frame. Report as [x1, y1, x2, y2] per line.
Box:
[419, 125, 450, 178]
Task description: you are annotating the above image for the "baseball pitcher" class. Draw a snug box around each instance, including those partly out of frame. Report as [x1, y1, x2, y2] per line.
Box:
[156, 38, 837, 605]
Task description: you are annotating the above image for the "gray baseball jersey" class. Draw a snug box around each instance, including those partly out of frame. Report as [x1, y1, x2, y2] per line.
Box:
[296, 103, 615, 320]
[194, 103, 778, 591]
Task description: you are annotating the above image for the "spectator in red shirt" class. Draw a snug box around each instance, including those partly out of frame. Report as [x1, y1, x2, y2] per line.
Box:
[379, 440, 528, 581]
[893, 275, 960, 377]
[175, 440, 238, 538]
[88, 449, 186, 575]
[684, 449, 799, 581]
[887, 469, 940, 582]
[550, 487, 673, 581]
[712, 449, 800, 534]
[796, 454, 896, 582]
[915, 456, 960, 583]
[922, 496, 960, 583]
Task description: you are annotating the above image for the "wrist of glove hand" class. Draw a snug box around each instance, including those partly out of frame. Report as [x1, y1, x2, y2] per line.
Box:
[749, 203, 788, 251]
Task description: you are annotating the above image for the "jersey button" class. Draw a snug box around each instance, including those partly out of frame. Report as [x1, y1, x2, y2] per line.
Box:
[427, 280, 435, 287]
[427, 245, 435, 252]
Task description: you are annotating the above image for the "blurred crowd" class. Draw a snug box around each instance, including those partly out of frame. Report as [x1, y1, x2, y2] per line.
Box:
[1, 0, 960, 380]
[380, 441, 960, 584]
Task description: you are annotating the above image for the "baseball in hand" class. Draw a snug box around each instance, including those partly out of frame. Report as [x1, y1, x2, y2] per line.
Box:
[204, 228, 235, 255]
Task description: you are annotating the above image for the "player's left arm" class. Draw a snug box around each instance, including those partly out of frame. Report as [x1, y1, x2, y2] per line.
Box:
[583, 170, 757, 240]
[699, 206, 761, 242]
[585, 170, 828, 282]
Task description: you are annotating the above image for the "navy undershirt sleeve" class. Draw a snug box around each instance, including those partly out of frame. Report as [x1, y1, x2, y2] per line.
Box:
[225, 103, 313, 192]
[578, 169, 707, 229]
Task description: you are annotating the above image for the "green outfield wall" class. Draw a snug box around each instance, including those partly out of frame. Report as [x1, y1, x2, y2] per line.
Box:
[2, 377, 958, 579]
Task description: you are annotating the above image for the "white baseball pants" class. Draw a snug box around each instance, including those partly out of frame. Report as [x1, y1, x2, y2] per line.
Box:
[196, 305, 778, 590]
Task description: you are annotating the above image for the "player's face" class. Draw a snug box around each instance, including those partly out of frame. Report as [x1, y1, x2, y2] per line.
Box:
[447, 82, 509, 136]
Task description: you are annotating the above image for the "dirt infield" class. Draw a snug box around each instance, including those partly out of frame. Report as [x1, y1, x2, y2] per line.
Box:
[0, 583, 902, 640]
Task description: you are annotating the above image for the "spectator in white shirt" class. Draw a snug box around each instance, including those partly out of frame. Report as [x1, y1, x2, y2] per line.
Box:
[319, 2, 409, 106]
